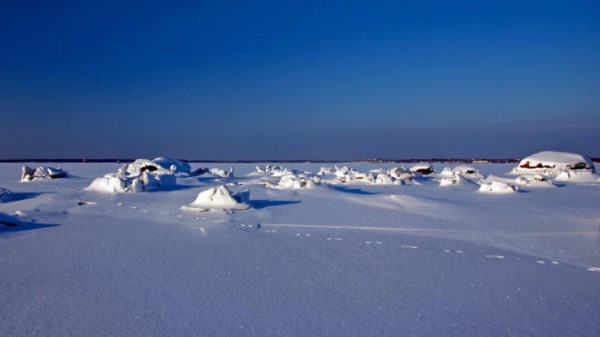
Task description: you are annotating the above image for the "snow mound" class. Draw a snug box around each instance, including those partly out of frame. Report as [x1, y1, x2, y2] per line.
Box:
[21, 166, 68, 181]
[512, 151, 595, 176]
[181, 186, 250, 212]
[478, 181, 518, 194]
[86, 160, 177, 193]
[151, 157, 191, 173]
[410, 163, 434, 175]
[0, 188, 11, 202]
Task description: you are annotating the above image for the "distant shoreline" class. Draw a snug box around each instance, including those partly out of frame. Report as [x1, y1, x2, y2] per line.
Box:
[1, 158, 598, 164]
[0, 158, 521, 164]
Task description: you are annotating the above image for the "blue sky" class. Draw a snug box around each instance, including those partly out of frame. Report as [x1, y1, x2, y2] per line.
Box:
[1, 0, 599, 160]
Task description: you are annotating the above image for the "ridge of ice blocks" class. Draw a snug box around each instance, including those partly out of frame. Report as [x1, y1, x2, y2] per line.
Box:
[478, 181, 518, 194]
[86, 159, 177, 193]
[512, 151, 595, 177]
[440, 166, 482, 178]
[267, 174, 320, 189]
[254, 165, 294, 176]
[514, 175, 555, 188]
[0, 188, 11, 202]
[21, 166, 68, 181]
[181, 186, 250, 212]
[209, 167, 234, 178]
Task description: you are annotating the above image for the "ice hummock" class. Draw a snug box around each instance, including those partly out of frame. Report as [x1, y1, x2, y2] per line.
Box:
[21, 166, 68, 181]
[86, 159, 177, 193]
[181, 185, 250, 212]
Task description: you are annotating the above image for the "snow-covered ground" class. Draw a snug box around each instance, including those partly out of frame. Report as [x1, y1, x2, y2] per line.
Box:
[1, 162, 599, 337]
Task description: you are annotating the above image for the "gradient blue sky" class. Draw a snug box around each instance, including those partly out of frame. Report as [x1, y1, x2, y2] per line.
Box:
[1, 0, 599, 160]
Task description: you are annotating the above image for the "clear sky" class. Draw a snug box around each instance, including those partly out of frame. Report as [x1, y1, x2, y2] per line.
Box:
[1, 0, 599, 160]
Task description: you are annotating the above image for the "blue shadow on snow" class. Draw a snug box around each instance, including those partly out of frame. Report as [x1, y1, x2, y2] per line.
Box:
[251, 200, 301, 209]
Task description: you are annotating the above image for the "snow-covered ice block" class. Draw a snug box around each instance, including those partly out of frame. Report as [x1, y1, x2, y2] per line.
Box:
[181, 186, 250, 212]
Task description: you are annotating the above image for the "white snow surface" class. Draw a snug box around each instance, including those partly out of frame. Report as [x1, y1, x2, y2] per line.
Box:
[1, 161, 599, 337]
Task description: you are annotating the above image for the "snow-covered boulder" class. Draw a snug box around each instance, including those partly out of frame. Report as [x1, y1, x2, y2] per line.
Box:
[478, 181, 518, 194]
[21, 166, 68, 181]
[0, 188, 11, 202]
[181, 186, 250, 212]
[410, 164, 434, 175]
[86, 160, 177, 193]
[512, 151, 595, 176]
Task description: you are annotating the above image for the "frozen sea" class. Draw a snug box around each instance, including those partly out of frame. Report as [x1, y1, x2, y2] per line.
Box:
[1, 162, 599, 337]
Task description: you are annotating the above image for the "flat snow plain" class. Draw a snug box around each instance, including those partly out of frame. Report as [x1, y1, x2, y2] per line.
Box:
[1, 162, 599, 337]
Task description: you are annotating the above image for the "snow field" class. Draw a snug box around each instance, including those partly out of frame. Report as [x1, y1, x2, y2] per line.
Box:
[1, 159, 599, 337]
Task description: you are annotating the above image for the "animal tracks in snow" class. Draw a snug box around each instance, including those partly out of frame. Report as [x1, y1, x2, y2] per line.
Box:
[255, 223, 591, 272]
